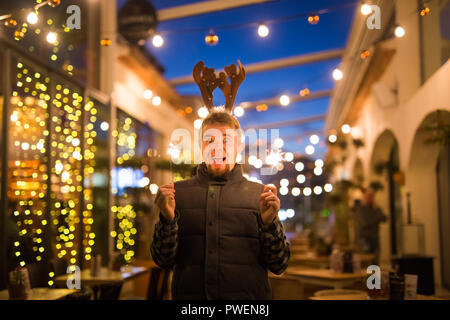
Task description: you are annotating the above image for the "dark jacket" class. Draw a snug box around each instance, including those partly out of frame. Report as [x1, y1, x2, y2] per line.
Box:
[151, 163, 290, 300]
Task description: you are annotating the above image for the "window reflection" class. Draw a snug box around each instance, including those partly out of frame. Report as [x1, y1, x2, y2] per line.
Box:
[111, 109, 159, 266]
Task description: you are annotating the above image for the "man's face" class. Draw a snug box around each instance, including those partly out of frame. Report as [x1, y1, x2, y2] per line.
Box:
[202, 124, 242, 178]
[364, 190, 374, 206]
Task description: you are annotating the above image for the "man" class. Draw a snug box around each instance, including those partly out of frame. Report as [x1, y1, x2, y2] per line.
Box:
[150, 111, 290, 299]
[354, 189, 387, 264]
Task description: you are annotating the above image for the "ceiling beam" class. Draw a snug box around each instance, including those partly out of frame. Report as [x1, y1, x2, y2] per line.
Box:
[241, 89, 332, 109]
[170, 48, 344, 86]
[282, 130, 323, 141]
[158, 0, 275, 21]
[243, 114, 326, 130]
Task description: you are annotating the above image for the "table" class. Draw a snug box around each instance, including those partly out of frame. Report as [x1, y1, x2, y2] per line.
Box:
[54, 266, 150, 299]
[309, 293, 446, 300]
[290, 245, 310, 254]
[0, 288, 77, 300]
[290, 253, 376, 269]
[285, 267, 368, 289]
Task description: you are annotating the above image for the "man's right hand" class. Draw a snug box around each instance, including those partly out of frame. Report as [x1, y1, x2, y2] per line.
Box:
[155, 183, 175, 221]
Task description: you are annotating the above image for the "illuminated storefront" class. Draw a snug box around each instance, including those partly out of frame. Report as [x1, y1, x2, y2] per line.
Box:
[0, 37, 161, 289]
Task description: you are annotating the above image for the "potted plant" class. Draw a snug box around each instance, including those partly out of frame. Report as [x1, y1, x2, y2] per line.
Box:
[8, 267, 29, 300]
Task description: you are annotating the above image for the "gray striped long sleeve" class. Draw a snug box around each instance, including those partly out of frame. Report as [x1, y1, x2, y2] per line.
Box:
[150, 211, 179, 268]
[260, 217, 290, 274]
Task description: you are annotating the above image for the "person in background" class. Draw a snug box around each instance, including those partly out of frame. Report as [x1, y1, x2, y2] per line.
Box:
[353, 189, 387, 264]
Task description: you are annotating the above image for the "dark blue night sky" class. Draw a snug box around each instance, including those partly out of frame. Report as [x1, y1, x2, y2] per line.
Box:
[118, 0, 358, 158]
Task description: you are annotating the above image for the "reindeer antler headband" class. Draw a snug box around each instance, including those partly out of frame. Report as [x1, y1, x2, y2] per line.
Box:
[192, 60, 246, 113]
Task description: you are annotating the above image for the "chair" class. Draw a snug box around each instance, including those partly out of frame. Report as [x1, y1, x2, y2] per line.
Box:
[98, 283, 124, 300]
[146, 266, 171, 300]
[26, 262, 51, 288]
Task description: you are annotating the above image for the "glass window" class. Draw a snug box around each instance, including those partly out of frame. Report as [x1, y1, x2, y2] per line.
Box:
[83, 97, 110, 265]
[48, 77, 84, 268]
[1, 0, 98, 85]
[4, 54, 109, 283]
[6, 56, 51, 276]
[111, 109, 159, 265]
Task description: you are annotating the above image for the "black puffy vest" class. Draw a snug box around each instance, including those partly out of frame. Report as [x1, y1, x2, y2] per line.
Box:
[171, 163, 271, 299]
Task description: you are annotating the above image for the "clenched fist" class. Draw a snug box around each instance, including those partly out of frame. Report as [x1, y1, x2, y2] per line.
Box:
[155, 183, 175, 221]
[259, 185, 280, 225]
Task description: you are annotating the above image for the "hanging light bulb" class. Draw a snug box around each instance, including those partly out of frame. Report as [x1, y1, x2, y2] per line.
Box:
[328, 134, 337, 143]
[205, 30, 219, 46]
[198, 106, 209, 118]
[274, 137, 284, 149]
[152, 96, 161, 106]
[256, 104, 268, 112]
[310, 134, 320, 145]
[308, 15, 319, 25]
[360, 50, 371, 59]
[305, 145, 315, 155]
[4, 18, 18, 28]
[284, 152, 294, 162]
[194, 119, 202, 129]
[361, 4, 372, 15]
[144, 89, 153, 100]
[332, 68, 343, 81]
[46, 32, 57, 44]
[420, 6, 430, 16]
[48, 0, 61, 7]
[14, 30, 25, 40]
[152, 34, 164, 47]
[299, 88, 310, 97]
[100, 38, 112, 46]
[395, 26, 406, 38]
[27, 12, 38, 25]
[324, 183, 333, 192]
[233, 106, 245, 117]
[280, 95, 290, 106]
[341, 124, 351, 134]
[258, 24, 269, 37]
[303, 187, 312, 196]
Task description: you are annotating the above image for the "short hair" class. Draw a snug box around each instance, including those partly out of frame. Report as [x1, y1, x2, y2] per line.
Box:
[199, 110, 243, 148]
[201, 110, 241, 132]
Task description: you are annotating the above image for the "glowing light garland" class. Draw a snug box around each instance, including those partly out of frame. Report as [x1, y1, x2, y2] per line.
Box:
[111, 116, 138, 264]
[50, 81, 84, 268]
[9, 60, 51, 283]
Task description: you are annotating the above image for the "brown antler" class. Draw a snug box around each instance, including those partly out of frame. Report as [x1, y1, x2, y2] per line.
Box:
[218, 60, 246, 112]
[192, 61, 219, 110]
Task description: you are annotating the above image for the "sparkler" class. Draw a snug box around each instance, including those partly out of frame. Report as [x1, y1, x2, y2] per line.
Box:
[264, 148, 286, 171]
[167, 142, 182, 182]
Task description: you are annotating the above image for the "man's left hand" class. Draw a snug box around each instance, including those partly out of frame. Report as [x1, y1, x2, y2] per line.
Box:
[259, 185, 280, 226]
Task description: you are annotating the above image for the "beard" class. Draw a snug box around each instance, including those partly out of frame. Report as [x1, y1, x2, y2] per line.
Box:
[206, 162, 234, 178]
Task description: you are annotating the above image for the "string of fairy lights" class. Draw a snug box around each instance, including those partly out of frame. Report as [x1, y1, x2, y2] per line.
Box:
[149, 0, 432, 126]
[1, 0, 104, 284]
[10, 61, 50, 271]
[9, 58, 102, 284]
[110, 115, 139, 264]
[1, 0, 437, 275]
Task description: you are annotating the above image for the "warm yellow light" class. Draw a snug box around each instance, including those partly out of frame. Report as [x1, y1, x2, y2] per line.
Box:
[152, 34, 164, 47]
[332, 68, 343, 81]
[27, 12, 38, 25]
[46, 32, 57, 44]
[395, 26, 406, 38]
[258, 24, 269, 37]
[280, 95, 290, 106]
[361, 4, 372, 15]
